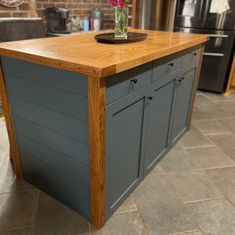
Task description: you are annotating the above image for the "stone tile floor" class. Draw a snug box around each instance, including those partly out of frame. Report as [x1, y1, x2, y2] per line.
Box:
[0, 91, 235, 235]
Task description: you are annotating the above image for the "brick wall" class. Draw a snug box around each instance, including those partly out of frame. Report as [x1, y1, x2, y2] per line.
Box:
[0, 0, 37, 17]
[0, 0, 114, 29]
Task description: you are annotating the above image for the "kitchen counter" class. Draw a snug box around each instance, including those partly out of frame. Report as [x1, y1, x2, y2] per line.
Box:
[0, 30, 207, 77]
[0, 30, 208, 228]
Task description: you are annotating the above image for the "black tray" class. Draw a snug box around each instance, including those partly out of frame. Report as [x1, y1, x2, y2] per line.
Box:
[95, 32, 147, 44]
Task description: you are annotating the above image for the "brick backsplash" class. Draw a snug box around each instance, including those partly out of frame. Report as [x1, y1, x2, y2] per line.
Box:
[0, 0, 114, 29]
[0, 0, 37, 17]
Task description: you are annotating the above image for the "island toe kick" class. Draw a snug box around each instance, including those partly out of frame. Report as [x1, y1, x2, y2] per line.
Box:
[0, 30, 207, 228]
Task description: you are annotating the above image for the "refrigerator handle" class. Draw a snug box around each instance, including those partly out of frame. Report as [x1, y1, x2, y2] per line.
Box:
[203, 0, 211, 23]
[199, 0, 205, 22]
[203, 52, 225, 57]
[206, 34, 228, 38]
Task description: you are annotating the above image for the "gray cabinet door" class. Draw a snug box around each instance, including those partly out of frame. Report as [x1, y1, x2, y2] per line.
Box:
[105, 87, 149, 219]
[144, 73, 177, 174]
[171, 68, 197, 144]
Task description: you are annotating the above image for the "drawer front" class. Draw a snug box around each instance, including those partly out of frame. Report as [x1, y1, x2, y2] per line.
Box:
[106, 62, 152, 104]
[152, 56, 182, 82]
[182, 49, 201, 72]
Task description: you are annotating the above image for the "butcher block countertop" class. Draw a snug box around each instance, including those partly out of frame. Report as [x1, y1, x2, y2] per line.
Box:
[0, 30, 208, 78]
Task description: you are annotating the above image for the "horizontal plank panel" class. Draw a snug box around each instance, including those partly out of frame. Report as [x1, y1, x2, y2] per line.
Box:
[9, 96, 89, 144]
[17, 134, 90, 185]
[22, 153, 91, 219]
[2, 57, 88, 97]
[5, 74, 88, 121]
[13, 115, 89, 166]
[21, 151, 90, 202]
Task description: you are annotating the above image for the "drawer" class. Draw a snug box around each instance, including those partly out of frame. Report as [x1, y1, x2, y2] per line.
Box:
[152, 56, 182, 82]
[182, 49, 201, 72]
[106, 62, 152, 104]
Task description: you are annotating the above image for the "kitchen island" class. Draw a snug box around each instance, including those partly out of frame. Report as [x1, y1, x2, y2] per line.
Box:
[0, 30, 208, 228]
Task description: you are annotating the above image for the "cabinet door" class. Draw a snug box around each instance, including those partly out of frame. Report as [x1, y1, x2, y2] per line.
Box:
[105, 87, 149, 219]
[144, 74, 176, 174]
[171, 68, 197, 144]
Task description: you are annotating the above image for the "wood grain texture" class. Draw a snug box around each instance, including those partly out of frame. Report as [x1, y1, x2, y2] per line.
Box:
[88, 75, 106, 228]
[0, 30, 208, 77]
[188, 44, 205, 125]
[0, 63, 22, 178]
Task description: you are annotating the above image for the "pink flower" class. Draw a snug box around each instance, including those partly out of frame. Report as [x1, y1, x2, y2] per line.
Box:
[118, 1, 126, 7]
[109, 0, 118, 6]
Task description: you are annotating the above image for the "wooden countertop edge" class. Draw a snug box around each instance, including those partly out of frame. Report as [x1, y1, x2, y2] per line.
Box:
[0, 36, 208, 78]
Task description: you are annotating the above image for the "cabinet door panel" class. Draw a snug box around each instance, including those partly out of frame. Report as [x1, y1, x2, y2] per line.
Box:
[171, 68, 196, 144]
[106, 88, 148, 218]
[144, 79, 175, 174]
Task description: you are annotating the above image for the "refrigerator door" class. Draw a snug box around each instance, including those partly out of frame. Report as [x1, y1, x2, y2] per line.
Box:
[175, 0, 235, 30]
[174, 27, 235, 92]
[174, 0, 206, 28]
[174, 27, 235, 51]
[138, 0, 171, 30]
[199, 50, 231, 92]
[201, 0, 235, 30]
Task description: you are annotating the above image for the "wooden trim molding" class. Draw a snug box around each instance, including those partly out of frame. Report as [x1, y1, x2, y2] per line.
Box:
[226, 53, 235, 93]
[0, 62, 22, 178]
[88, 75, 106, 228]
[189, 44, 205, 125]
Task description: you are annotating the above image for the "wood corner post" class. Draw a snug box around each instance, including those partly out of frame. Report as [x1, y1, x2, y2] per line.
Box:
[88, 75, 106, 228]
[0, 63, 22, 178]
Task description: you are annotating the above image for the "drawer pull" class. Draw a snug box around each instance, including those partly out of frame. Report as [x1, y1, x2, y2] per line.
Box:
[131, 78, 138, 84]
[182, 76, 185, 80]
[178, 78, 182, 83]
[147, 96, 153, 101]
[168, 62, 174, 67]
[193, 52, 197, 56]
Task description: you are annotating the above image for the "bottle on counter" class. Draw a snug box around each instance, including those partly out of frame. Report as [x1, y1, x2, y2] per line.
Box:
[83, 17, 90, 32]
[90, 18, 94, 31]
[94, 18, 101, 32]
[92, 8, 103, 29]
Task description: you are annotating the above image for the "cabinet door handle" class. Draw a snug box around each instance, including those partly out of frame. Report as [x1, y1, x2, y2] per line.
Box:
[177, 78, 182, 83]
[131, 78, 138, 84]
[147, 96, 153, 101]
[168, 62, 174, 67]
[193, 52, 197, 56]
[181, 76, 185, 80]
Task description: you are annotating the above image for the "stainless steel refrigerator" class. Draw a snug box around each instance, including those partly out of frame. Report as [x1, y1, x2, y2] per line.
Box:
[174, 0, 235, 93]
[137, 0, 175, 31]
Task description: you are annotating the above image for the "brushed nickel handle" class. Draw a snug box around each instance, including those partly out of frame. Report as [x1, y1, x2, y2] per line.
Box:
[207, 34, 228, 38]
[203, 52, 224, 57]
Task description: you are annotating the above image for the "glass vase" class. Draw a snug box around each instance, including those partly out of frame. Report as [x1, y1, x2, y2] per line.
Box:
[114, 6, 128, 39]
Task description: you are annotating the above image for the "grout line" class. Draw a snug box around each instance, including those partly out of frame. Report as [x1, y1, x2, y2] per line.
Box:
[183, 144, 216, 150]
[0, 225, 35, 233]
[114, 208, 138, 215]
[201, 164, 235, 171]
[204, 132, 233, 136]
[184, 196, 226, 205]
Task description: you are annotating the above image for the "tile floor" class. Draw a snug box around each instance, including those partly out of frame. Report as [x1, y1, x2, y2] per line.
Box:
[0, 92, 235, 235]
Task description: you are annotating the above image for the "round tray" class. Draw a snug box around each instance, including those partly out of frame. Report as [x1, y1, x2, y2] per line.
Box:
[95, 32, 147, 44]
